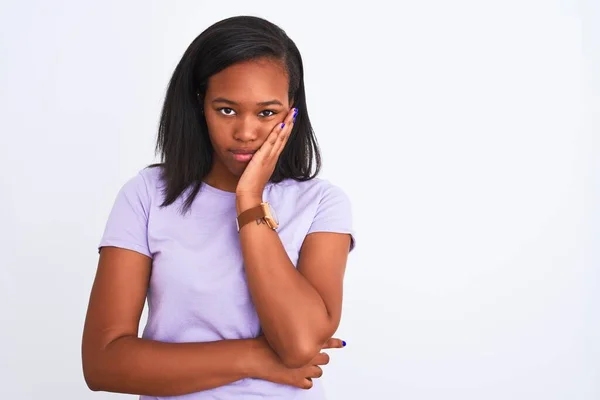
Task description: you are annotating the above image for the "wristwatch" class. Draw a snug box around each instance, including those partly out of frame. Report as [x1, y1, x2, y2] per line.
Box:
[236, 202, 279, 232]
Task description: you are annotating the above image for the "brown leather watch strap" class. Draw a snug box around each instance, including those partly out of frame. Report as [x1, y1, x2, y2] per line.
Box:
[236, 204, 266, 231]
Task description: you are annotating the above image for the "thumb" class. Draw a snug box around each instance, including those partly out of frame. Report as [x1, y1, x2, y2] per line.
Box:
[322, 338, 346, 349]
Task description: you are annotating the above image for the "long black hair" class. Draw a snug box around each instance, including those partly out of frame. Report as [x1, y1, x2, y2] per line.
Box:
[149, 15, 321, 213]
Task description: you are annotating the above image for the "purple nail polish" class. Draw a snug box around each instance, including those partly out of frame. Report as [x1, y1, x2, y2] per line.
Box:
[281, 123, 285, 128]
[342, 340, 346, 347]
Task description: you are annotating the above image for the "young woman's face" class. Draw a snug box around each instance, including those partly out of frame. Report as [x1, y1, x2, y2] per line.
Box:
[203, 58, 292, 178]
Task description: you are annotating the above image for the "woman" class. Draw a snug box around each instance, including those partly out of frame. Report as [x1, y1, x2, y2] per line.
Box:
[82, 15, 356, 399]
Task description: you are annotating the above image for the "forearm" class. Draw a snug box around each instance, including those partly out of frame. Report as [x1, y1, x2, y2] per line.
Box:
[84, 336, 256, 396]
[237, 198, 332, 367]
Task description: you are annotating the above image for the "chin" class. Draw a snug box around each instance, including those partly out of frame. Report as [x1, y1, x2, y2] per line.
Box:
[227, 164, 247, 178]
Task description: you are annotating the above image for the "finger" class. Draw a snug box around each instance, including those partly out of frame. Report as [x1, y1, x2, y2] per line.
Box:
[322, 338, 346, 349]
[300, 378, 314, 390]
[270, 107, 297, 157]
[307, 365, 323, 379]
[281, 108, 297, 141]
[313, 352, 330, 366]
[258, 118, 288, 156]
[268, 109, 294, 157]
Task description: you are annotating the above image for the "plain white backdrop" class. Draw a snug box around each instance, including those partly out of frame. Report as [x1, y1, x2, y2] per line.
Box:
[1, 0, 597, 398]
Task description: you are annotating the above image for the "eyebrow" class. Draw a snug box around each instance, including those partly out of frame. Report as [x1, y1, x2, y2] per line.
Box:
[211, 97, 283, 107]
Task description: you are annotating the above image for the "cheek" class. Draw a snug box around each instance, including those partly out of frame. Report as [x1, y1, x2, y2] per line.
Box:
[205, 119, 228, 148]
[258, 125, 273, 139]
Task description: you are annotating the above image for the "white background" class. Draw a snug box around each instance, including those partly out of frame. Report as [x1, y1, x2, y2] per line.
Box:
[1, 0, 597, 399]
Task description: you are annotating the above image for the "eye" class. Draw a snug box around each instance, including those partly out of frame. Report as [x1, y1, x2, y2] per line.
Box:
[218, 107, 236, 116]
[259, 110, 276, 117]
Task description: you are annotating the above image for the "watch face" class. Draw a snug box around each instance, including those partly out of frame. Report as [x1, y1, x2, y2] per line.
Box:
[268, 203, 278, 224]
[261, 202, 278, 229]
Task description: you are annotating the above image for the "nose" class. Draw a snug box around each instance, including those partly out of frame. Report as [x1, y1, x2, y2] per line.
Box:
[233, 115, 260, 143]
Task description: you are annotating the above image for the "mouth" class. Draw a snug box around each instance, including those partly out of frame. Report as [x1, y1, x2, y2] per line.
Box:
[230, 149, 256, 163]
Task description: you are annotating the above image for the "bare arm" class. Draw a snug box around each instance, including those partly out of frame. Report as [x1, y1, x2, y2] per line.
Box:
[236, 196, 351, 368]
[82, 246, 259, 396]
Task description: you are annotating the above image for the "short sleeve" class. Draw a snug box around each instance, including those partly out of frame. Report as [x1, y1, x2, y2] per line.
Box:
[307, 182, 356, 252]
[98, 171, 152, 258]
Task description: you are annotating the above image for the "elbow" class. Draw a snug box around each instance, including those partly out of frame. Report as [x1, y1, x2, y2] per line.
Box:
[82, 343, 104, 391]
[273, 326, 338, 368]
[82, 345, 113, 392]
[278, 341, 320, 369]
[82, 334, 130, 392]
[85, 380, 101, 392]
[83, 358, 116, 392]
[82, 361, 103, 392]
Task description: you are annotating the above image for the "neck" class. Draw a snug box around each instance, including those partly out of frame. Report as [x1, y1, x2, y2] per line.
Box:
[203, 160, 238, 193]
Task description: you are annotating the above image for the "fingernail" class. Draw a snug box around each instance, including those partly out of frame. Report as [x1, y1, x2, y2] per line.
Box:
[281, 123, 285, 128]
[342, 340, 347, 347]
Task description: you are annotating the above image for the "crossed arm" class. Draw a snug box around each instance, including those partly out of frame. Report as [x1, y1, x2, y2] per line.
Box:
[82, 221, 351, 395]
[236, 195, 352, 367]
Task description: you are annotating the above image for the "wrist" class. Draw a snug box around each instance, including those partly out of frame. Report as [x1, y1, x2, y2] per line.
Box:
[236, 194, 263, 215]
[241, 338, 269, 379]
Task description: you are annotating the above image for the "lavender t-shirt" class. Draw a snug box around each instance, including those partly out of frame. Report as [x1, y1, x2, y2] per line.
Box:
[98, 166, 355, 399]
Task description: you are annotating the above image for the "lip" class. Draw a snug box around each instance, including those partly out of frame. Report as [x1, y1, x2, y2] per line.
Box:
[230, 149, 256, 162]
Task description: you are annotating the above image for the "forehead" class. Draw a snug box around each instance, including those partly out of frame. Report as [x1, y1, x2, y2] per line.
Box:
[205, 58, 289, 102]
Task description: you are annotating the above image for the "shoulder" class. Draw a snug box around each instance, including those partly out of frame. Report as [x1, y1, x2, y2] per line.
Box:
[138, 164, 164, 192]
[270, 178, 355, 246]
[122, 164, 164, 198]
[280, 178, 355, 251]
[98, 166, 165, 257]
[106, 165, 166, 217]
[270, 177, 351, 206]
